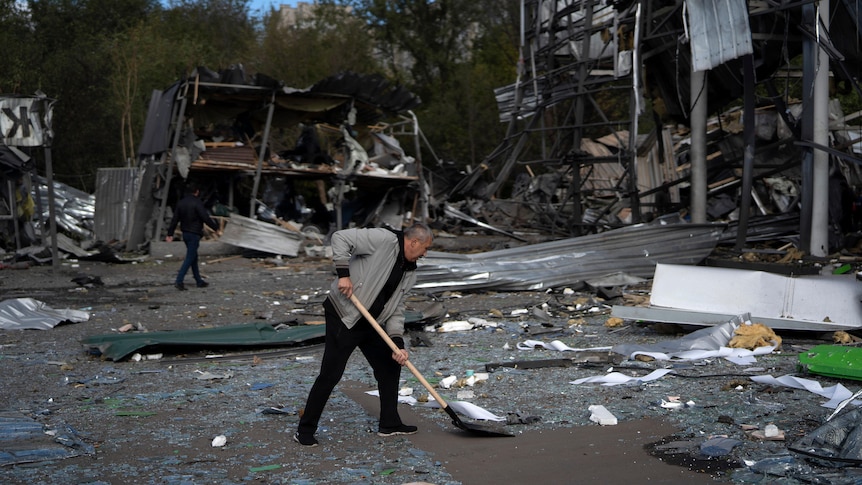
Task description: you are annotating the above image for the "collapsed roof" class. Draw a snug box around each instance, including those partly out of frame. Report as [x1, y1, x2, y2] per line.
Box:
[446, 0, 862, 246]
[130, 68, 427, 252]
[139, 66, 421, 158]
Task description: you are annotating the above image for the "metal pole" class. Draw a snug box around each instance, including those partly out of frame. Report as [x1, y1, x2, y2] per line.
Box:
[44, 147, 59, 270]
[735, 54, 756, 251]
[249, 93, 276, 218]
[810, 0, 830, 256]
[7, 179, 20, 250]
[799, 3, 816, 253]
[689, 68, 708, 223]
[409, 111, 428, 222]
[628, 1, 643, 223]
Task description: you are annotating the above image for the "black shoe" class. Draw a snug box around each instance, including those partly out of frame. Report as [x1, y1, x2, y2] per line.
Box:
[378, 424, 418, 437]
[293, 432, 318, 447]
[175, 283, 187, 291]
[196, 281, 209, 288]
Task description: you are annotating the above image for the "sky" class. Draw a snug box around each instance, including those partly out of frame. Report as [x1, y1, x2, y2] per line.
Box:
[158, 1, 303, 16]
[246, 0, 299, 15]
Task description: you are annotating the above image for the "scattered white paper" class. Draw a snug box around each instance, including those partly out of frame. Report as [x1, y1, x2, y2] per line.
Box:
[365, 390, 418, 406]
[439, 375, 458, 389]
[437, 320, 474, 332]
[468, 317, 498, 328]
[628, 345, 775, 363]
[750, 374, 854, 409]
[571, 368, 675, 386]
[193, 370, 234, 380]
[517, 339, 612, 352]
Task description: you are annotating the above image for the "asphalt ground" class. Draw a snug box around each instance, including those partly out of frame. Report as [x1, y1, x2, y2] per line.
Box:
[0, 241, 854, 484]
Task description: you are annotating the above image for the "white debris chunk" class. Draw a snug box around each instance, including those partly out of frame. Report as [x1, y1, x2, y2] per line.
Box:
[588, 404, 618, 425]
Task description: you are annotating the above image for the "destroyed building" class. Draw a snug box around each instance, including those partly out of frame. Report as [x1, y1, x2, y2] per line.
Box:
[101, 68, 426, 255]
[9, 1, 862, 266]
[443, 0, 862, 261]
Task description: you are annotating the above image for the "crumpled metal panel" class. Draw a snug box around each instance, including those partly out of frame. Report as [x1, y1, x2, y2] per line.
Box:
[81, 322, 325, 361]
[0, 410, 94, 466]
[0, 145, 32, 173]
[790, 407, 862, 464]
[415, 220, 726, 292]
[34, 175, 95, 240]
[0, 298, 90, 330]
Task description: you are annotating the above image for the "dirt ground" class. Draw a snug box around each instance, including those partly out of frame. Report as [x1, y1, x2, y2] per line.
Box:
[0, 236, 857, 484]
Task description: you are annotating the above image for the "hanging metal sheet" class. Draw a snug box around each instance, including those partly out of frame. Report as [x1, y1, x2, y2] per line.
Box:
[0, 95, 54, 147]
[94, 167, 138, 243]
[686, 0, 754, 71]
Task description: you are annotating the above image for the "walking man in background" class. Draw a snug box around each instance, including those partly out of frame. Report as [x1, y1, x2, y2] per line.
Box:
[165, 183, 220, 290]
[295, 223, 433, 447]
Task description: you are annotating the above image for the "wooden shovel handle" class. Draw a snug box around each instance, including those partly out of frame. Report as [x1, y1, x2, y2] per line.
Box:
[349, 294, 450, 408]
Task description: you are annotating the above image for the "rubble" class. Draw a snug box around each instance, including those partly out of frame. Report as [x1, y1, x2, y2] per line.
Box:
[1, 247, 862, 483]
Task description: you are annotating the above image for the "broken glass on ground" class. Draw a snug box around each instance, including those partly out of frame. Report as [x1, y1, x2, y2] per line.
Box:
[0, 410, 93, 466]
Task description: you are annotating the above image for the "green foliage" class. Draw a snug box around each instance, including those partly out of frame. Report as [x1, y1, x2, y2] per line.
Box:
[257, 3, 376, 88]
[161, 0, 258, 69]
[21, 0, 158, 189]
[3, 0, 526, 191]
[0, 1, 38, 93]
[329, 0, 520, 171]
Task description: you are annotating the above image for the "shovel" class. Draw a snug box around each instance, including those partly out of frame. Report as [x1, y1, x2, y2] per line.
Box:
[349, 294, 513, 437]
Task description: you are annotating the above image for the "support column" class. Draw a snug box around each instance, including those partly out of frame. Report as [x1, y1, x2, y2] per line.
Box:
[810, 0, 830, 256]
[689, 68, 708, 223]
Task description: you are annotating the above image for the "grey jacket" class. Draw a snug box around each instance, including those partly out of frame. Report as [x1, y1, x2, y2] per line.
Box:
[326, 227, 416, 342]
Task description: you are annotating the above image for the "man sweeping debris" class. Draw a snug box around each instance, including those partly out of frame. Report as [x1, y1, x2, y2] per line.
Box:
[295, 223, 433, 447]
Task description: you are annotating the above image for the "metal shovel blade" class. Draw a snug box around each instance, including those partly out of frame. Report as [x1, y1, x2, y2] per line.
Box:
[349, 294, 514, 438]
[442, 404, 515, 437]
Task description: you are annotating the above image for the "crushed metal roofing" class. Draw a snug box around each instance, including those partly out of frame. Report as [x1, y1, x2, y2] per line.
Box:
[190, 66, 420, 126]
[0, 410, 93, 466]
[81, 322, 325, 361]
[415, 219, 725, 292]
[789, 406, 862, 464]
[0, 298, 89, 330]
[0, 145, 32, 175]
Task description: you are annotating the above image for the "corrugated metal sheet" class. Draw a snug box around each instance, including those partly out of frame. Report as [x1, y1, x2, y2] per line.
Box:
[415, 219, 726, 292]
[94, 168, 138, 243]
[686, 0, 753, 71]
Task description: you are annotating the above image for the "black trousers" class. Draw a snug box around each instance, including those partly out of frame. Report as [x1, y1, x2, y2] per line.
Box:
[297, 300, 403, 435]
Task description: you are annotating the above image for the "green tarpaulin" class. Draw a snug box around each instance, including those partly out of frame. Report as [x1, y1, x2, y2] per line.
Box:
[81, 322, 325, 361]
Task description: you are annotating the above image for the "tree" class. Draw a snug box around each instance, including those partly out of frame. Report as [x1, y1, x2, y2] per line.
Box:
[23, 0, 158, 189]
[10, 0, 258, 190]
[257, 3, 378, 88]
[161, 0, 258, 69]
[0, 0, 38, 94]
[108, 18, 206, 164]
[325, 0, 520, 170]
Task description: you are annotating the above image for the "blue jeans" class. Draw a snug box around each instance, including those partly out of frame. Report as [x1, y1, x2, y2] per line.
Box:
[176, 231, 204, 285]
